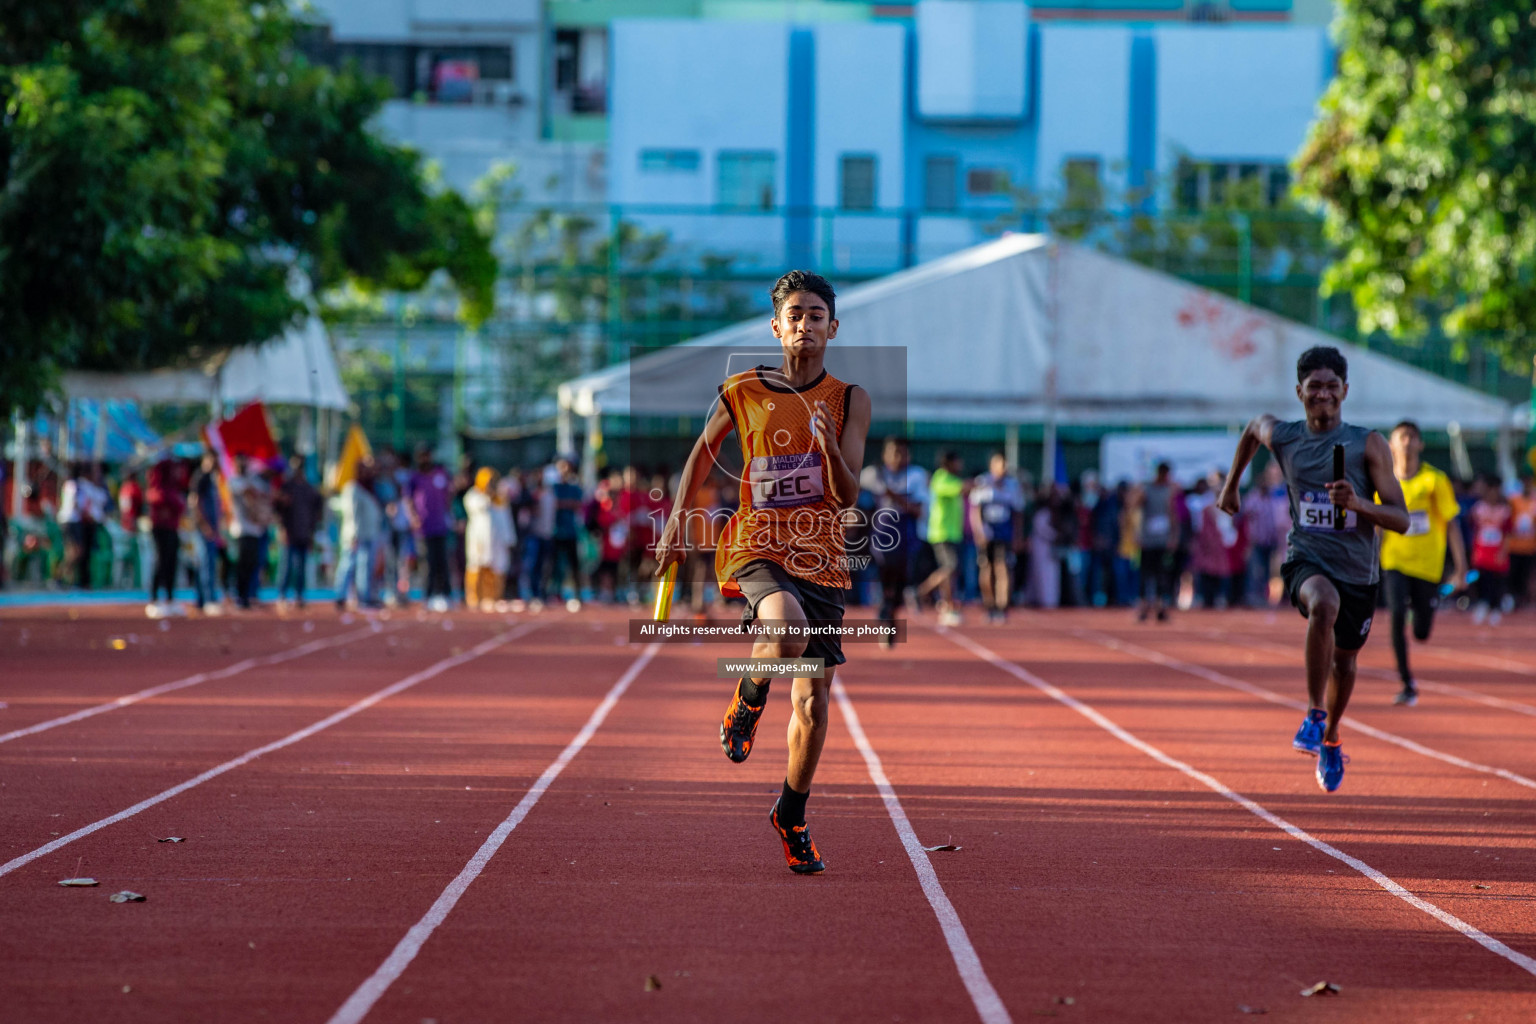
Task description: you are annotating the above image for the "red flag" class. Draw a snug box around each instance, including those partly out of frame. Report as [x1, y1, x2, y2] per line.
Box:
[213, 402, 279, 463]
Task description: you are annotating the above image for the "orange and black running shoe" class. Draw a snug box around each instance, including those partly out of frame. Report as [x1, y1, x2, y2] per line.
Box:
[720, 681, 766, 763]
[770, 801, 826, 874]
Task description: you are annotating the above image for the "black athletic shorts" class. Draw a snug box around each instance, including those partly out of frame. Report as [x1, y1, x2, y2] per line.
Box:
[1281, 559, 1379, 652]
[735, 558, 848, 668]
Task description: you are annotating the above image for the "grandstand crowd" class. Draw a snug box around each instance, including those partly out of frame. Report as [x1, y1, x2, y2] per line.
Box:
[3, 440, 1533, 624]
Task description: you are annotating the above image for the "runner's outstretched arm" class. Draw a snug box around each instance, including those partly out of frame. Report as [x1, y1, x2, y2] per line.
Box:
[1216, 414, 1278, 515]
[812, 387, 871, 510]
[654, 402, 735, 575]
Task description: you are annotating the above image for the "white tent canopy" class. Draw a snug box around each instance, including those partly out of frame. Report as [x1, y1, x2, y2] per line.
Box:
[559, 234, 1523, 434]
[62, 315, 349, 412]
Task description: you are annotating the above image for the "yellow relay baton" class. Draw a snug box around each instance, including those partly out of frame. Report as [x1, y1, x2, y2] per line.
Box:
[652, 561, 678, 622]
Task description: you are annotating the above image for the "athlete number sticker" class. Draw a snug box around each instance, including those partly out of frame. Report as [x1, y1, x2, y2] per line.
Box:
[1298, 491, 1356, 531]
[750, 453, 825, 509]
[1406, 510, 1431, 537]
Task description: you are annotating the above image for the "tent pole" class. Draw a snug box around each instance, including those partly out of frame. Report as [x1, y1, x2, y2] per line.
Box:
[1041, 240, 1060, 487]
[556, 397, 575, 458]
[92, 400, 109, 465]
[1005, 423, 1019, 472]
[1496, 426, 1515, 488]
[11, 410, 27, 518]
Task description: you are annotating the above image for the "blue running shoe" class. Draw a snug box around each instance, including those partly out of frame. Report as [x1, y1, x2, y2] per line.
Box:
[1317, 743, 1347, 792]
[1292, 708, 1327, 754]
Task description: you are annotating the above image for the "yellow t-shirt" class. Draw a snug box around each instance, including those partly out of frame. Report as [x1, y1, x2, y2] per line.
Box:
[1379, 463, 1460, 582]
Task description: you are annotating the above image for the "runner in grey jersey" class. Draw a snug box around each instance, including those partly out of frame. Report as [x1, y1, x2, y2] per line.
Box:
[1218, 346, 1407, 793]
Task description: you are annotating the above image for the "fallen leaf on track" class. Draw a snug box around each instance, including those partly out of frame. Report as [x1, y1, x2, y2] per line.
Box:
[109, 891, 147, 903]
[1300, 982, 1339, 997]
[923, 844, 962, 852]
[1055, 996, 1075, 1005]
[1474, 884, 1491, 890]
[1238, 1006, 1267, 1015]
[644, 975, 662, 992]
[59, 878, 99, 887]
[157, 837, 185, 843]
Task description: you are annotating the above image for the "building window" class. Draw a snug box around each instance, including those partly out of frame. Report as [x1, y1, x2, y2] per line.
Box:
[966, 167, 1010, 196]
[839, 154, 878, 211]
[299, 32, 515, 103]
[718, 151, 776, 211]
[923, 155, 958, 212]
[1062, 158, 1102, 208]
[640, 149, 701, 173]
[1175, 159, 1290, 211]
[553, 28, 607, 115]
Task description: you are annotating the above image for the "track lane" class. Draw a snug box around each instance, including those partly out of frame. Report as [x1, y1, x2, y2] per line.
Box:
[0, 619, 648, 1022]
[346, 640, 993, 1024]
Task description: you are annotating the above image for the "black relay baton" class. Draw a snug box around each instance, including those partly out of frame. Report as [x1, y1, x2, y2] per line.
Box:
[1332, 444, 1347, 530]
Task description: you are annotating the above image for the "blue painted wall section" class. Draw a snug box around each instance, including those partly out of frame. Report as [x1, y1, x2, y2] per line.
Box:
[786, 27, 816, 269]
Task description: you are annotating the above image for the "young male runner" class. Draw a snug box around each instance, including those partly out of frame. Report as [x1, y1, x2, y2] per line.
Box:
[655, 270, 871, 874]
[1218, 346, 1408, 792]
[1379, 420, 1467, 705]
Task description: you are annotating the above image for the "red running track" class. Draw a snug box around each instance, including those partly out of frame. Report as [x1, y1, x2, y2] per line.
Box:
[1, 604, 1534, 1022]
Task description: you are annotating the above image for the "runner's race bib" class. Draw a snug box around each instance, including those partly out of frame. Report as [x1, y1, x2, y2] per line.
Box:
[1516, 513, 1534, 538]
[983, 503, 1011, 524]
[1478, 526, 1504, 547]
[1298, 491, 1356, 531]
[1406, 510, 1430, 537]
[1145, 515, 1170, 537]
[750, 453, 824, 509]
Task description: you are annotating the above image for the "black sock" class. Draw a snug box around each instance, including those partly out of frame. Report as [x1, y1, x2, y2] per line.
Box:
[739, 677, 769, 706]
[778, 779, 809, 828]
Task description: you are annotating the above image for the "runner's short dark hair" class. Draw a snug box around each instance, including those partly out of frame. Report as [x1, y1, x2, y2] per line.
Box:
[883, 436, 908, 450]
[1392, 420, 1421, 438]
[1297, 345, 1348, 383]
[771, 270, 836, 319]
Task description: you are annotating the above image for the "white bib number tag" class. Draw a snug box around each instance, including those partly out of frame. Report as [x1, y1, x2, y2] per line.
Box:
[1478, 526, 1504, 547]
[1145, 515, 1170, 537]
[983, 503, 1010, 524]
[1299, 491, 1355, 532]
[750, 453, 824, 509]
[1516, 513, 1534, 538]
[1406, 510, 1430, 537]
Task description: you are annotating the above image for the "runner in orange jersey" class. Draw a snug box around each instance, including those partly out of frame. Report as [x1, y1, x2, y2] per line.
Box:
[655, 270, 872, 874]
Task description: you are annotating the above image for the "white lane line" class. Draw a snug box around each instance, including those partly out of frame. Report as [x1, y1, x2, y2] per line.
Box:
[0, 623, 386, 746]
[325, 642, 658, 1024]
[832, 677, 1013, 1024]
[941, 628, 1536, 979]
[0, 624, 540, 880]
[1075, 629, 1536, 793]
[1190, 627, 1536, 720]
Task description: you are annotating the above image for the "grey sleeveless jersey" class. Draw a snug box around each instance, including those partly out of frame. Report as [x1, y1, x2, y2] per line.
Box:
[1271, 419, 1379, 584]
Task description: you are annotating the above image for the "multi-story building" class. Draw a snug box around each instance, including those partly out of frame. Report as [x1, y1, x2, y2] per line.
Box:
[607, 0, 1334, 273]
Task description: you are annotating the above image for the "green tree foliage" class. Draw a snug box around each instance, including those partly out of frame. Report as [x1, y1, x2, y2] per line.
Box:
[0, 0, 493, 413]
[1296, 1, 1536, 363]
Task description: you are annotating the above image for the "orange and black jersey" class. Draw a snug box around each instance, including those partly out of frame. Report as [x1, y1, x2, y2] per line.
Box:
[714, 365, 856, 590]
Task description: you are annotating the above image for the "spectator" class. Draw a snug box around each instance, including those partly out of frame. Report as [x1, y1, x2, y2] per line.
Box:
[334, 458, 384, 610]
[227, 454, 271, 610]
[275, 453, 324, 609]
[146, 454, 188, 616]
[548, 456, 587, 611]
[118, 471, 152, 589]
[409, 444, 454, 612]
[1508, 476, 1535, 608]
[1025, 486, 1063, 608]
[188, 453, 226, 614]
[1242, 461, 1288, 606]
[1115, 482, 1141, 606]
[1469, 477, 1512, 624]
[1082, 471, 1120, 607]
[969, 451, 1025, 623]
[917, 451, 965, 625]
[861, 437, 928, 646]
[1137, 463, 1180, 622]
[591, 470, 627, 602]
[464, 467, 515, 611]
[1193, 473, 1247, 608]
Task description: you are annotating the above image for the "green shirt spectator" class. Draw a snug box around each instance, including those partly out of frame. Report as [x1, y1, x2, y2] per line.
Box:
[927, 466, 964, 544]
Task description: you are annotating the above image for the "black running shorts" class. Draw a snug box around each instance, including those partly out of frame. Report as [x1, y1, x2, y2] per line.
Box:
[734, 558, 847, 668]
[1281, 559, 1379, 652]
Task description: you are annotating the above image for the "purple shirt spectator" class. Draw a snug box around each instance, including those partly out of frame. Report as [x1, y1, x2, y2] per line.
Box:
[410, 466, 453, 537]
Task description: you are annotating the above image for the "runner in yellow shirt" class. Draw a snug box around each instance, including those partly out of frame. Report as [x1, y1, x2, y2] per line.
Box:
[1379, 421, 1468, 706]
